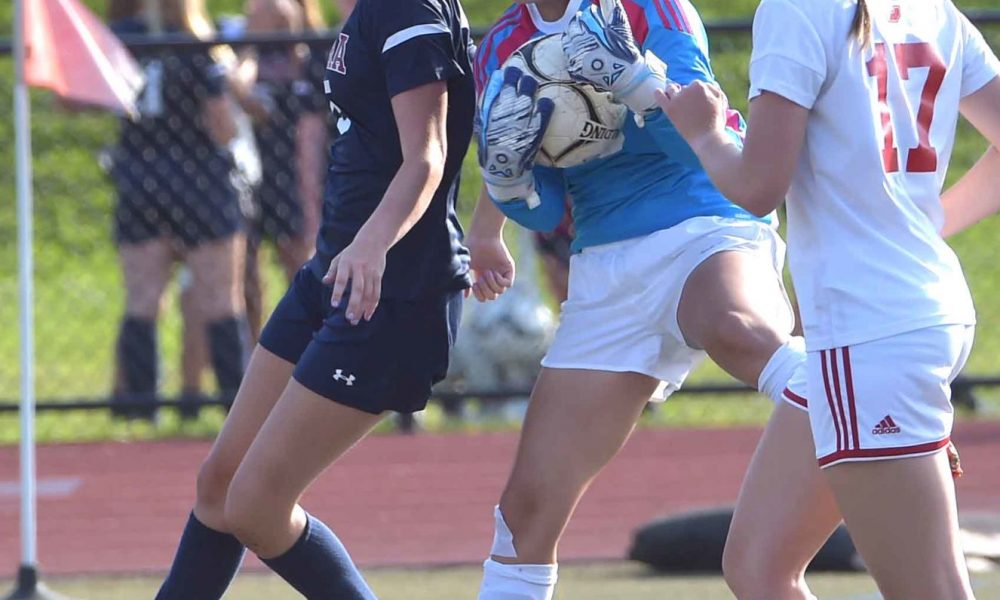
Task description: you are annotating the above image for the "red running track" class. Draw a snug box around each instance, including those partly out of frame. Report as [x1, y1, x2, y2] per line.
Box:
[1, 422, 998, 576]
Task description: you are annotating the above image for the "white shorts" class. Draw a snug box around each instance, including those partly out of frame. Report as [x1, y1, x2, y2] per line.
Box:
[541, 216, 791, 400]
[784, 324, 974, 468]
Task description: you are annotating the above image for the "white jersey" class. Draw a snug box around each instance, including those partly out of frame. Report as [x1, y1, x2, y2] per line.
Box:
[748, 0, 1000, 351]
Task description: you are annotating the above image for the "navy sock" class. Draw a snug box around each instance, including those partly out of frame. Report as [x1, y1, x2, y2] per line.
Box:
[115, 317, 158, 419]
[261, 514, 376, 600]
[155, 512, 245, 600]
[207, 316, 248, 401]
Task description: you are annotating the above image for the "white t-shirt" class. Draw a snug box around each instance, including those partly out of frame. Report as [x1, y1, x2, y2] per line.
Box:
[749, 0, 1000, 351]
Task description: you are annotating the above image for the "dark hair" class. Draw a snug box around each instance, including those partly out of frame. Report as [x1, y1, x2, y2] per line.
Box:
[850, 0, 872, 46]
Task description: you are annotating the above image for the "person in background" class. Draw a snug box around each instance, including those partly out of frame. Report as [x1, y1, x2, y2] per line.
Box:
[239, 0, 329, 340]
[176, 0, 328, 419]
[107, 0, 248, 422]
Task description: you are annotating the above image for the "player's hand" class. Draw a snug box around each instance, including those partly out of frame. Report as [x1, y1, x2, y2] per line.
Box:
[478, 66, 555, 207]
[562, 0, 668, 125]
[655, 81, 728, 150]
[322, 237, 387, 325]
[465, 233, 515, 302]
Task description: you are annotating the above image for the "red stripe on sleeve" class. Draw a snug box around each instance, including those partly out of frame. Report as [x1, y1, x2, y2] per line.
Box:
[662, 0, 690, 32]
[621, 0, 650, 45]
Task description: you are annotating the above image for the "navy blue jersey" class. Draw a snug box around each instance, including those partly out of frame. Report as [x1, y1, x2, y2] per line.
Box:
[111, 18, 231, 178]
[314, 0, 475, 298]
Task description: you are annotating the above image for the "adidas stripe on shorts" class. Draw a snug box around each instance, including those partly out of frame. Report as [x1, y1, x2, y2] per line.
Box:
[782, 324, 974, 468]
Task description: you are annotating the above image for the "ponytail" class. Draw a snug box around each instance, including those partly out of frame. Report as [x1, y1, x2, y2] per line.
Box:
[850, 0, 872, 47]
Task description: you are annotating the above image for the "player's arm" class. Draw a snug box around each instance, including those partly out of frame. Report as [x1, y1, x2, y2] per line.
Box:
[561, 0, 737, 167]
[295, 60, 331, 244]
[639, 5, 743, 167]
[325, 81, 449, 322]
[658, 86, 807, 216]
[941, 147, 1000, 237]
[295, 111, 327, 244]
[196, 56, 239, 147]
[941, 76, 1000, 237]
[326, 0, 468, 321]
[653, 0, 818, 215]
[466, 187, 515, 302]
[488, 166, 567, 232]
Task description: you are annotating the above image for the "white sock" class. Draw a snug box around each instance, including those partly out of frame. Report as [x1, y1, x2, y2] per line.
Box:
[477, 558, 558, 600]
[757, 337, 806, 404]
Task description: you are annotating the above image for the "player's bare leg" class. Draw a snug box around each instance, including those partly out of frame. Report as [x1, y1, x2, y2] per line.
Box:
[677, 249, 838, 598]
[119, 237, 174, 319]
[723, 402, 841, 600]
[194, 346, 295, 529]
[477, 368, 655, 600]
[223, 379, 382, 597]
[825, 452, 974, 600]
[676, 250, 792, 387]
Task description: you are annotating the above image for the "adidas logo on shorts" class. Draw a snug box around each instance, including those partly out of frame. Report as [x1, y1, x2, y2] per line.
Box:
[872, 415, 901, 435]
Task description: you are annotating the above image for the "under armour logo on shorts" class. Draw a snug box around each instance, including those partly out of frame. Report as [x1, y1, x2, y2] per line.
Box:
[333, 369, 356, 386]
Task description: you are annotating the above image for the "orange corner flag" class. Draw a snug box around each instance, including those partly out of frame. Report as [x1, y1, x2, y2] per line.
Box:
[24, 0, 144, 118]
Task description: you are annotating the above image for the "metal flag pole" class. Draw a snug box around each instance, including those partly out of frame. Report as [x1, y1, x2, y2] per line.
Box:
[6, 1, 75, 598]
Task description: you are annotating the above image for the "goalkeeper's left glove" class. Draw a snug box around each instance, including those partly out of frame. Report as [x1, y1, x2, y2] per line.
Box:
[478, 66, 555, 208]
[562, 0, 668, 126]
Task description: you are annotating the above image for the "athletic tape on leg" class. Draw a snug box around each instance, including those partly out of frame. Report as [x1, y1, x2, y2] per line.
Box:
[758, 337, 805, 405]
[491, 505, 517, 558]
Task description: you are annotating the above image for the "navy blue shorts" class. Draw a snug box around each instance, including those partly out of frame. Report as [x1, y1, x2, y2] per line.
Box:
[112, 157, 244, 247]
[259, 266, 463, 414]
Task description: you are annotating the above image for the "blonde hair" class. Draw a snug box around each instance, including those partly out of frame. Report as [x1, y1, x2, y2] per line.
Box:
[850, 0, 872, 47]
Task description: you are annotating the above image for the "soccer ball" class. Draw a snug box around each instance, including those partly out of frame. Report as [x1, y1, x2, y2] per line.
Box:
[502, 33, 628, 168]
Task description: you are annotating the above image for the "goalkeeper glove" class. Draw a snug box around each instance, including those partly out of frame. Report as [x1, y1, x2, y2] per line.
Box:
[478, 66, 555, 208]
[562, 0, 668, 126]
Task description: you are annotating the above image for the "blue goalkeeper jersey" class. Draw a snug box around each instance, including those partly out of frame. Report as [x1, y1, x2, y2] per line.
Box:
[475, 0, 770, 251]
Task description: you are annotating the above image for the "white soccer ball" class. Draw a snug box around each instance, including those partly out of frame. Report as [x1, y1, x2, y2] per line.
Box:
[502, 33, 628, 169]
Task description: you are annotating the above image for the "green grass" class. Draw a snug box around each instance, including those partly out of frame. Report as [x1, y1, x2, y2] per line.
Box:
[0, 3, 999, 443]
[5, 563, 1000, 599]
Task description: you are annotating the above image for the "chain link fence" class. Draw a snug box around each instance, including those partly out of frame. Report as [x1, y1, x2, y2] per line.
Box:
[1, 16, 999, 434]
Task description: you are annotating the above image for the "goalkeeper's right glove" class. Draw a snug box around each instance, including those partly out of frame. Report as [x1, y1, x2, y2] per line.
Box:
[478, 66, 555, 208]
[562, 0, 668, 126]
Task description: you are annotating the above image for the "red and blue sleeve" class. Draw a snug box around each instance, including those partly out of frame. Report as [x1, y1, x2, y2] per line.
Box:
[636, 0, 746, 165]
[490, 165, 569, 233]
